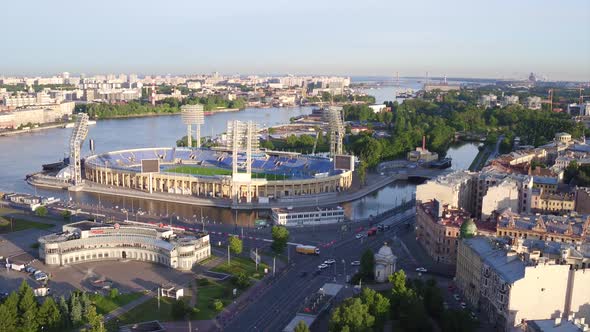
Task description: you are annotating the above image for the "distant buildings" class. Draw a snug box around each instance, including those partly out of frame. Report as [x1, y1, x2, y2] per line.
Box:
[501, 95, 520, 107]
[524, 96, 543, 110]
[479, 94, 498, 109]
[0, 102, 75, 129]
[456, 237, 590, 332]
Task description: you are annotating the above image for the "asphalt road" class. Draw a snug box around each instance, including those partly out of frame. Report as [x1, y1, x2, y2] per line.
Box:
[223, 210, 419, 332]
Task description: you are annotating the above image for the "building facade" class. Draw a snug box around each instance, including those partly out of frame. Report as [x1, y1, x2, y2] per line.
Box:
[416, 200, 472, 264]
[456, 237, 590, 332]
[39, 221, 211, 271]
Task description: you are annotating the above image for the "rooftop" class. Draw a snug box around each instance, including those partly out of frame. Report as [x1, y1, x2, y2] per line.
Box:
[527, 318, 587, 332]
[421, 200, 472, 228]
[463, 237, 525, 283]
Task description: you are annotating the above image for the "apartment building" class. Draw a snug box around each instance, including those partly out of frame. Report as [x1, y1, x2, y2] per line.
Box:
[456, 237, 590, 332]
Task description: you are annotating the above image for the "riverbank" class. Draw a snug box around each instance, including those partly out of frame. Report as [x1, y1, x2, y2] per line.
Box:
[0, 122, 69, 137]
[28, 168, 448, 210]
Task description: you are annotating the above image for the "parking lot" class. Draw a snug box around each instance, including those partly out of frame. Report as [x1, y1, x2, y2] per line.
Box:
[1, 227, 196, 297]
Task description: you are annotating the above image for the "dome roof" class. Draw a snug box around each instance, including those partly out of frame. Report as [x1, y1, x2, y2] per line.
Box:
[377, 243, 393, 257]
[460, 218, 478, 238]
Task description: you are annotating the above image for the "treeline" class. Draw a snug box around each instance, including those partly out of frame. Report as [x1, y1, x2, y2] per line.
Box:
[564, 161, 590, 187]
[305, 92, 375, 104]
[76, 95, 247, 119]
[0, 281, 105, 332]
[346, 90, 586, 172]
[329, 270, 477, 332]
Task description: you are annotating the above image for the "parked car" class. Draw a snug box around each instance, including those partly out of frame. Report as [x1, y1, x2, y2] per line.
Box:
[24, 266, 37, 274]
[324, 259, 336, 265]
[350, 261, 361, 266]
[33, 271, 48, 282]
[453, 294, 461, 301]
[460, 302, 467, 309]
[355, 233, 364, 239]
[318, 264, 329, 270]
[415, 267, 427, 273]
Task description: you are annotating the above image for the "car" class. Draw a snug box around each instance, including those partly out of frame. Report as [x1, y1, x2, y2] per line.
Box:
[350, 261, 361, 266]
[324, 259, 336, 265]
[318, 264, 329, 269]
[453, 294, 461, 301]
[415, 267, 427, 273]
[24, 266, 37, 274]
[355, 233, 363, 239]
[34, 273, 48, 282]
[470, 312, 477, 319]
[299, 271, 308, 277]
[460, 302, 467, 309]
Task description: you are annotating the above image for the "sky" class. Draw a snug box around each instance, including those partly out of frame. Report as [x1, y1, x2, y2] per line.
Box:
[1, 0, 589, 81]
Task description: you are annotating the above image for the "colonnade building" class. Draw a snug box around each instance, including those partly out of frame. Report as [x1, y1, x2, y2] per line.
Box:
[83, 147, 354, 202]
[38, 220, 211, 271]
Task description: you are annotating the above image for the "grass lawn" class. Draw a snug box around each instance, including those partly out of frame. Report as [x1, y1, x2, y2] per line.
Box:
[107, 296, 178, 330]
[211, 256, 268, 280]
[166, 165, 290, 180]
[0, 217, 54, 233]
[193, 280, 234, 320]
[91, 292, 145, 315]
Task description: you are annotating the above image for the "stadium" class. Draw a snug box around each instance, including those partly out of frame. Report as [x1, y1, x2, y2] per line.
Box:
[83, 146, 354, 202]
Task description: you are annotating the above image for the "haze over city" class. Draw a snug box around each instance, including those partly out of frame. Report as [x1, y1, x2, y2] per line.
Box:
[2, 0, 590, 80]
[1, 1, 590, 332]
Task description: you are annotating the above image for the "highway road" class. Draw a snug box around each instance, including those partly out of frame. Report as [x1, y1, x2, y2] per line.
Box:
[223, 210, 419, 332]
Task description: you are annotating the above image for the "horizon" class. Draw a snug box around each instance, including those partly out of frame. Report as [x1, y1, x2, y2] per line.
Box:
[1, 0, 589, 81]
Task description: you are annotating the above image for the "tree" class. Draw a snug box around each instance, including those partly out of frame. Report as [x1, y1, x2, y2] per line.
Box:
[60, 210, 72, 220]
[86, 305, 105, 332]
[18, 280, 39, 332]
[80, 292, 92, 318]
[228, 235, 243, 255]
[359, 249, 375, 280]
[294, 320, 310, 332]
[0, 303, 17, 332]
[360, 288, 390, 328]
[171, 299, 190, 320]
[329, 297, 375, 332]
[2, 292, 19, 323]
[357, 161, 367, 186]
[212, 299, 224, 312]
[37, 297, 62, 330]
[35, 206, 48, 217]
[108, 288, 119, 299]
[271, 225, 289, 253]
[232, 272, 250, 289]
[58, 295, 70, 328]
[69, 293, 83, 327]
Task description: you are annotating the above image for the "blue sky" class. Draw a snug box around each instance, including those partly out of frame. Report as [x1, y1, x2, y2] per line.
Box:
[2, 0, 589, 80]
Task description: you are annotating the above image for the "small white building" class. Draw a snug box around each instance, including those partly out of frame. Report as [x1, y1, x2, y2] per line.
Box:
[374, 243, 397, 283]
[271, 206, 345, 227]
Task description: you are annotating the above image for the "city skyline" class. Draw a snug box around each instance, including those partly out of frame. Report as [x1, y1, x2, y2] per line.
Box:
[2, 0, 589, 81]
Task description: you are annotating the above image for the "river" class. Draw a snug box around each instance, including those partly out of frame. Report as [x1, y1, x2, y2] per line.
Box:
[0, 84, 480, 224]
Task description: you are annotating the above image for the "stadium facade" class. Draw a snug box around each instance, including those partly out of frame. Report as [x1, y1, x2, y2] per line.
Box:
[38, 220, 211, 271]
[83, 147, 354, 202]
